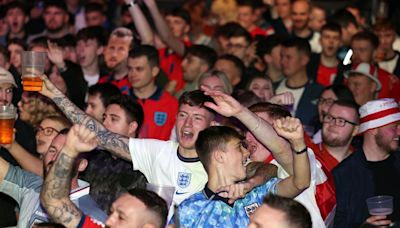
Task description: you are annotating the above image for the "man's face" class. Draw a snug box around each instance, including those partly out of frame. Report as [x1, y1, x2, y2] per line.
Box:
[106, 194, 151, 228]
[223, 138, 249, 181]
[103, 104, 135, 137]
[281, 47, 306, 77]
[35, 119, 66, 155]
[309, 7, 326, 32]
[5, 7, 27, 34]
[248, 204, 290, 228]
[85, 93, 105, 122]
[0, 83, 13, 106]
[181, 54, 205, 82]
[176, 104, 214, 150]
[76, 39, 102, 68]
[275, 0, 291, 19]
[85, 11, 105, 27]
[375, 29, 396, 52]
[322, 104, 358, 147]
[375, 122, 400, 153]
[237, 6, 254, 30]
[291, 1, 310, 31]
[165, 15, 189, 39]
[347, 74, 376, 105]
[215, 59, 241, 86]
[351, 39, 374, 64]
[227, 36, 249, 60]
[320, 30, 341, 57]
[43, 134, 66, 175]
[318, 89, 338, 122]
[104, 35, 131, 69]
[199, 76, 225, 93]
[8, 43, 23, 69]
[127, 56, 156, 89]
[43, 6, 68, 32]
[266, 45, 282, 70]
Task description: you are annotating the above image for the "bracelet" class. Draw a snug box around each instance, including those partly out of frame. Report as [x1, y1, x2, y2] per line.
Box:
[127, 0, 136, 7]
[293, 146, 307, 155]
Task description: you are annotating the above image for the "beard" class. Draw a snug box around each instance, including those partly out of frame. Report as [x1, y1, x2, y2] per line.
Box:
[375, 132, 397, 153]
[322, 131, 352, 147]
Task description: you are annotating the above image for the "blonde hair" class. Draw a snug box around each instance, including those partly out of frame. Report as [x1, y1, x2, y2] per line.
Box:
[19, 93, 63, 127]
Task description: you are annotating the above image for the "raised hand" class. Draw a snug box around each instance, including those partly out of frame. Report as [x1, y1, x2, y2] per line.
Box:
[63, 125, 97, 157]
[365, 215, 392, 227]
[47, 41, 66, 69]
[269, 92, 295, 106]
[38, 75, 62, 99]
[202, 86, 244, 117]
[273, 117, 305, 150]
[217, 182, 251, 204]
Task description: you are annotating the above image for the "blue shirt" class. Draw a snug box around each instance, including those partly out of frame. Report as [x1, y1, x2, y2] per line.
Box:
[174, 178, 280, 228]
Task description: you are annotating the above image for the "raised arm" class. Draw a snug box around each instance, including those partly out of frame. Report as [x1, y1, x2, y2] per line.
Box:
[38, 75, 131, 161]
[217, 162, 278, 204]
[40, 125, 98, 227]
[0, 156, 10, 184]
[144, 0, 186, 56]
[125, 0, 154, 45]
[203, 88, 294, 173]
[4, 142, 43, 176]
[273, 117, 310, 198]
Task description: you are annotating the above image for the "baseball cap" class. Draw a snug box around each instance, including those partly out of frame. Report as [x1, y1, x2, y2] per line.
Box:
[0, 67, 17, 88]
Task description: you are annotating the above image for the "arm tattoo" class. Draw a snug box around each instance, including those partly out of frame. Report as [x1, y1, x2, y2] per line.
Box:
[52, 95, 132, 161]
[41, 152, 82, 227]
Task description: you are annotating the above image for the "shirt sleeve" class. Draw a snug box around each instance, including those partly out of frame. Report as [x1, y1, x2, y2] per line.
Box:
[0, 165, 42, 203]
[129, 138, 177, 180]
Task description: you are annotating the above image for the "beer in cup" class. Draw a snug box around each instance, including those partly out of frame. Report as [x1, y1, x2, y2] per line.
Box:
[0, 105, 16, 144]
[21, 51, 46, 92]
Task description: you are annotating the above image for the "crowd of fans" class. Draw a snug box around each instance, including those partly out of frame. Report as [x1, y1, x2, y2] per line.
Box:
[0, 0, 399, 227]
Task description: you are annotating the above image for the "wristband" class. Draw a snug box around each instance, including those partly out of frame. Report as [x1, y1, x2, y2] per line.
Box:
[293, 146, 307, 155]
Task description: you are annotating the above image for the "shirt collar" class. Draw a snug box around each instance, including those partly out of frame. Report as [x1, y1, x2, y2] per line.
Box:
[177, 147, 200, 163]
[130, 86, 163, 101]
[203, 184, 234, 207]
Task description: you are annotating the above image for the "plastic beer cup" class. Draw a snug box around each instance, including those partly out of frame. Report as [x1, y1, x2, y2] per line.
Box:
[21, 51, 46, 92]
[0, 105, 16, 144]
[366, 195, 393, 216]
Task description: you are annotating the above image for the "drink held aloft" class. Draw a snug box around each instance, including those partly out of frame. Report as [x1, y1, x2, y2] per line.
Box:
[0, 118, 15, 144]
[22, 76, 43, 92]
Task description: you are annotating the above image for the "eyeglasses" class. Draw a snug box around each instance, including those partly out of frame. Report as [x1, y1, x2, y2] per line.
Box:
[35, 126, 59, 136]
[323, 114, 358, 127]
[319, 97, 336, 106]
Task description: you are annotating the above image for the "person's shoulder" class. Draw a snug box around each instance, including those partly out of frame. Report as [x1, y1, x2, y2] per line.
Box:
[333, 148, 363, 176]
[179, 191, 207, 207]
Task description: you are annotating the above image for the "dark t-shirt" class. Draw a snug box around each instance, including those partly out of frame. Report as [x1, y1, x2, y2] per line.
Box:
[367, 154, 400, 221]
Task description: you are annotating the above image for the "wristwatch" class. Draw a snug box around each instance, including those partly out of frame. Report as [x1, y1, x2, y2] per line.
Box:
[293, 146, 308, 155]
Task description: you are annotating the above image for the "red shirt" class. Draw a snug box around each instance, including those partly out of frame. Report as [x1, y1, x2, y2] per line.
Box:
[316, 64, 338, 87]
[250, 26, 274, 38]
[98, 73, 131, 95]
[376, 67, 400, 102]
[158, 41, 192, 93]
[159, 48, 185, 93]
[132, 87, 178, 140]
[78, 215, 103, 228]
